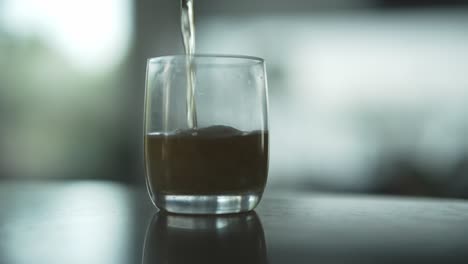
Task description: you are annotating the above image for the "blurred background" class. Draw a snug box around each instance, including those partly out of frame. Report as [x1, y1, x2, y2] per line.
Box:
[1, 0, 468, 198]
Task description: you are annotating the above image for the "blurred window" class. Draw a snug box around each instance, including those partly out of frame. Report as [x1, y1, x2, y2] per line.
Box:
[0, 0, 132, 179]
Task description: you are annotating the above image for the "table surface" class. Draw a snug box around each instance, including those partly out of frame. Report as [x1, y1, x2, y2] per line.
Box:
[0, 181, 467, 264]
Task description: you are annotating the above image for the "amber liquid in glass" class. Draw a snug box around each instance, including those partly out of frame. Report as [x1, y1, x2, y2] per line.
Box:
[145, 125, 268, 195]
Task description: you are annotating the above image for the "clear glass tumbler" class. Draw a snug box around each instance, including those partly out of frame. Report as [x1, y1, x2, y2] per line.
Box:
[144, 54, 269, 214]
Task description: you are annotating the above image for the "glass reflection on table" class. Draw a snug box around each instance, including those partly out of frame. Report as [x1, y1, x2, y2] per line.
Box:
[142, 211, 268, 264]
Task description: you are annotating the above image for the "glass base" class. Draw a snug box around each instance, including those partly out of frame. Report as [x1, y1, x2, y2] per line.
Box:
[151, 192, 262, 215]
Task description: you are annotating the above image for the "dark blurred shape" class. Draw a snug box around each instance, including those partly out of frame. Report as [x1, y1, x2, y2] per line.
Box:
[377, 0, 468, 8]
[143, 211, 267, 264]
[375, 155, 468, 198]
[196, 0, 373, 15]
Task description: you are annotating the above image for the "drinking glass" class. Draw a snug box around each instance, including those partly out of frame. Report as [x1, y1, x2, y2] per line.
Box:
[144, 54, 269, 214]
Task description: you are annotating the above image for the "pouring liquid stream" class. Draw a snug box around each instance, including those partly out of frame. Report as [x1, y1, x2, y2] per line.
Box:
[181, 0, 197, 128]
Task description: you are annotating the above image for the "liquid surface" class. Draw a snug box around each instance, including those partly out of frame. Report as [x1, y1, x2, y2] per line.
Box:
[145, 125, 268, 195]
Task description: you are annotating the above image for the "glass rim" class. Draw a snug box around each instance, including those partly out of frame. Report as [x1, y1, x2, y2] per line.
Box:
[147, 54, 265, 65]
